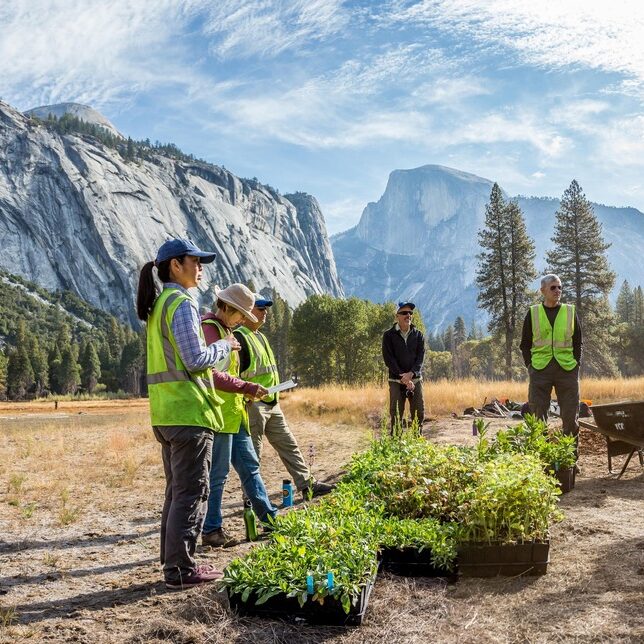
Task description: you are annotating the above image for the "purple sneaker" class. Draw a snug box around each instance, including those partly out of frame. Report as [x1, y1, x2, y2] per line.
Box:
[165, 564, 223, 590]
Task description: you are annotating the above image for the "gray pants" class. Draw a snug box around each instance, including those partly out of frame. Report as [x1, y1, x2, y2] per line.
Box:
[389, 381, 425, 433]
[248, 402, 311, 492]
[152, 425, 213, 583]
[528, 360, 580, 458]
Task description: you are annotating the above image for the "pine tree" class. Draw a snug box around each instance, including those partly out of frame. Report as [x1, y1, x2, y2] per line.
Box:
[476, 184, 537, 379]
[7, 345, 34, 399]
[546, 180, 616, 375]
[28, 335, 49, 396]
[81, 341, 102, 394]
[58, 343, 81, 394]
[48, 343, 63, 394]
[120, 333, 144, 394]
[7, 322, 36, 399]
[634, 286, 644, 326]
[262, 289, 292, 375]
[454, 317, 466, 347]
[615, 280, 634, 324]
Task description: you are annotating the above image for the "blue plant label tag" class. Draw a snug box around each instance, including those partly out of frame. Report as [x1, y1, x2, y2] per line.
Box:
[306, 574, 314, 595]
[327, 572, 334, 591]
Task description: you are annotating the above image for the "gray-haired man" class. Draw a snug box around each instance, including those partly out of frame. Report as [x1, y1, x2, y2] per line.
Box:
[520, 274, 583, 463]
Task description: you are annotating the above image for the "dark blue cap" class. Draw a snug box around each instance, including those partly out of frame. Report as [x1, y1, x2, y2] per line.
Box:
[155, 238, 216, 265]
[254, 293, 273, 308]
[397, 301, 416, 312]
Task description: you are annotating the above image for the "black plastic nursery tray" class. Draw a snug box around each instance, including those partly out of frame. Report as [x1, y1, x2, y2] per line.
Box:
[458, 540, 550, 577]
[227, 577, 376, 626]
[380, 546, 457, 579]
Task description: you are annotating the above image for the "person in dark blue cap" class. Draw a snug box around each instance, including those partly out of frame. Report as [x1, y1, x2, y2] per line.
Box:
[382, 301, 425, 434]
[137, 238, 241, 590]
[235, 294, 334, 501]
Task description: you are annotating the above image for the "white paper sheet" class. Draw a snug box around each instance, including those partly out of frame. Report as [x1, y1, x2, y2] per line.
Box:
[266, 379, 298, 395]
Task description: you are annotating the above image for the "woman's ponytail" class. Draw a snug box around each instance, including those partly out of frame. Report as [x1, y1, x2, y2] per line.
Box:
[136, 261, 158, 321]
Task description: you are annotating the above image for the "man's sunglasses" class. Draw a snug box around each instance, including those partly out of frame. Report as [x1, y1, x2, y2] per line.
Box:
[397, 311, 413, 316]
[255, 306, 267, 311]
[549, 285, 562, 291]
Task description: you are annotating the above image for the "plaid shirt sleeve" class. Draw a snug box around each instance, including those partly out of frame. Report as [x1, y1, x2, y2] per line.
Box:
[171, 296, 231, 372]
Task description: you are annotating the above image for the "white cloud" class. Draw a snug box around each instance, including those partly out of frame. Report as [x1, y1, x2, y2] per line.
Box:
[597, 114, 644, 165]
[387, 0, 644, 92]
[0, 0, 212, 110]
[201, 0, 348, 59]
[410, 77, 491, 106]
[442, 111, 569, 158]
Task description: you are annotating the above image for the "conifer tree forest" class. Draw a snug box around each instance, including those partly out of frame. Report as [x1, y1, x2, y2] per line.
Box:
[0, 270, 144, 400]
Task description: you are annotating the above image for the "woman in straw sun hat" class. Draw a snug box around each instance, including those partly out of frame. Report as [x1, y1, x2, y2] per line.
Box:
[200, 283, 278, 548]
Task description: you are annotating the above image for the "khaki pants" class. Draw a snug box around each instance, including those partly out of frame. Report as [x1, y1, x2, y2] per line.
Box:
[248, 402, 311, 492]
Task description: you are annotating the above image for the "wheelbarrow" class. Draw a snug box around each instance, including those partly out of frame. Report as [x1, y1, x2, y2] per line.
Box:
[579, 401, 644, 478]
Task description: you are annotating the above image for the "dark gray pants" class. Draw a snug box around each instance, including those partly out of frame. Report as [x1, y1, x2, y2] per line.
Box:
[528, 361, 580, 458]
[152, 425, 213, 583]
[389, 381, 424, 434]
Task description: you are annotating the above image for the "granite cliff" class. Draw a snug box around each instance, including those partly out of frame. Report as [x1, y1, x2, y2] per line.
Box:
[332, 165, 644, 330]
[0, 100, 343, 326]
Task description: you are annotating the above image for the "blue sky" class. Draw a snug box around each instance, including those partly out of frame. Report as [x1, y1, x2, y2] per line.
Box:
[2, 0, 643, 234]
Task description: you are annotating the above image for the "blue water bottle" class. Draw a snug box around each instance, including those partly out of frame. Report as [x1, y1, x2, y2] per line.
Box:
[282, 479, 294, 507]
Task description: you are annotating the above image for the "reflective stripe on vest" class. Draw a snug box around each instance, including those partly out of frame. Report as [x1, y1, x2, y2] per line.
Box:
[237, 326, 280, 402]
[202, 318, 247, 434]
[146, 288, 224, 430]
[530, 303, 577, 371]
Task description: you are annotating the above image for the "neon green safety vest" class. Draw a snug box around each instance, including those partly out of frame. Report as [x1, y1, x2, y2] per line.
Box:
[146, 288, 224, 430]
[202, 318, 248, 434]
[236, 326, 280, 403]
[530, 303, 577, 371]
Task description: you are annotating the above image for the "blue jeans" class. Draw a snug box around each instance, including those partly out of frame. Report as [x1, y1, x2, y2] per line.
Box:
[203, 427, 277, 534]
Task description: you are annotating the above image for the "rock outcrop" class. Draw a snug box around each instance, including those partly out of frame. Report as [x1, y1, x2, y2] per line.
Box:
[0, 100, 343, 326]
[332, 164, 644, 330]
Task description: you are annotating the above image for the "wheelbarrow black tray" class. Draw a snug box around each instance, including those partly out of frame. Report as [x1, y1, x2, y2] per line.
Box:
[586, 401, 644, 446]
[580, 401, 644, 477]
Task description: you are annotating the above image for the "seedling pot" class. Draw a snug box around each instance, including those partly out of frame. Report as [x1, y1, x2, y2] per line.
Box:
[380, 547, 456, 579]
[555, 466, 575, 493]
[457, 540, 550, 577]
[227, 575, 376, 626]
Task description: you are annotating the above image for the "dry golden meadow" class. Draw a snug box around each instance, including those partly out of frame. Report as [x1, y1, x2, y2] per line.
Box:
[1, 378, 643, 643]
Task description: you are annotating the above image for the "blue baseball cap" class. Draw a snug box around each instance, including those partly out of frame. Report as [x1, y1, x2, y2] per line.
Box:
[155, 238, 216, 265]
[254, 293, 273, 308]
[397, 301, 416, 312]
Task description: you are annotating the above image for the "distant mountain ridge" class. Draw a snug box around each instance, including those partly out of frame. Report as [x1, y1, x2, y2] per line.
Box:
[0, 100, 343, 326]
[332, 165, 644, 331]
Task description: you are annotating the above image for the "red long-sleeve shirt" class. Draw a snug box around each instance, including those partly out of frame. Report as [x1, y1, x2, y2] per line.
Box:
[201, 312, 262, 397]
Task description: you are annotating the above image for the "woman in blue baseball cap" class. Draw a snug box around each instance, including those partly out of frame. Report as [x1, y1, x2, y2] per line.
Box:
[137, 238, 240, 590]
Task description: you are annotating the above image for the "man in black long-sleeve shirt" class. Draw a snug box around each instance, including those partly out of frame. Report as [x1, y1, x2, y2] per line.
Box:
[382, 301, 425, 433]
[519, 274, 582, 461]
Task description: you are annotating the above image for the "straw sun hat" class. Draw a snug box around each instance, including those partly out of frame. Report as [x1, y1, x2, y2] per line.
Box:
[214, 284, 258, 323]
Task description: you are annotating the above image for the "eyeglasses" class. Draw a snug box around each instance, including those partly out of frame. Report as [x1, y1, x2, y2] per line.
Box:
[549, 285, 562, 291]
[397, 311, 413, 317]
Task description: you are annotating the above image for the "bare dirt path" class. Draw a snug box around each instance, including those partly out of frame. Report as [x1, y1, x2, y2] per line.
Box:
[1, 401, 643, 643]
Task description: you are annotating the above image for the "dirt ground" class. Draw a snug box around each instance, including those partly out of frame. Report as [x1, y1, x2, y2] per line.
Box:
[0, 400, 643, 643]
